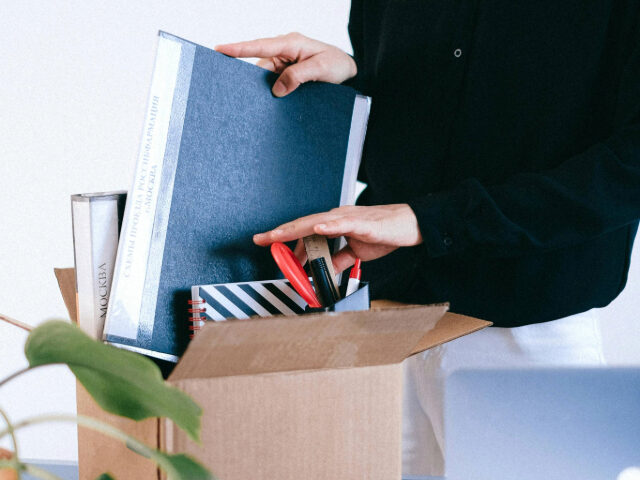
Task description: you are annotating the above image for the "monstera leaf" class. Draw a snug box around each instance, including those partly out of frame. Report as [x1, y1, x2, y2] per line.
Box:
[24, 321, 201, 442]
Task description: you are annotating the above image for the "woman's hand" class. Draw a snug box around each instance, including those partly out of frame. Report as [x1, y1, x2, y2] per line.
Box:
[216, 32, 357, 97]
[253, 204, 424, 273]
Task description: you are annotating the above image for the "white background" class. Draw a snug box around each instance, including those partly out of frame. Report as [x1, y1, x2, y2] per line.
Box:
[1, 0, 638, 462]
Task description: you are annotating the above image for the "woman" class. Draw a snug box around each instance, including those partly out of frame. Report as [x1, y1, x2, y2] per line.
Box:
[216, 2, 639, 475]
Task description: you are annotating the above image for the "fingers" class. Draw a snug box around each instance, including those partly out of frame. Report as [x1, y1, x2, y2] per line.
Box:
[293, 239, 307, 265]
[253, 207, 374, 246]
[258, 56, 290, 73]
[215, 34, 304, 60]
[331, 245, 357, 273]
[314, 216, 375, 242]
[254, 212, 339, 245]
[272, 55, 326, 97]
[256, 58, 277, 72]
[217, 34, 337, 97]
[253, 222, 317, 245]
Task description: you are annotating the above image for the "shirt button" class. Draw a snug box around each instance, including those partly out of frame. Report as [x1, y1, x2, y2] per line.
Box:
[454, 48, 462, 58]
[443, 236, 453, 247]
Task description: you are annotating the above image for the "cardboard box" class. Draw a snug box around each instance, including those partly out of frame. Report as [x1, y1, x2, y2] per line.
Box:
[55, 268, 490, 480]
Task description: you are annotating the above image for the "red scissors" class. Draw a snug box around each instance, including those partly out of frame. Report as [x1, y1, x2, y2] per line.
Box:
[270, 242, 322, 308]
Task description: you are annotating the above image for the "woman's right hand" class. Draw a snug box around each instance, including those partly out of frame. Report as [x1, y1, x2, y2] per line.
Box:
[216, 33, 357, 97]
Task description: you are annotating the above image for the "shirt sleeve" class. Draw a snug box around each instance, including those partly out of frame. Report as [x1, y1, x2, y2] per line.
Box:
[408, 22, 640, 259]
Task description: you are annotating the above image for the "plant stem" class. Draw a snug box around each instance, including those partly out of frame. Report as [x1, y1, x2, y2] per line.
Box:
[22, 464, 65, 480]
[0, 459, 18, 471]
[0, 366, 35, 389]
[0, 406, 21, 479]
[0, 414, 179, 479]
[0, 313, 32, 332]
[6, 414, 152, 452]
[0, 462, 65, 480]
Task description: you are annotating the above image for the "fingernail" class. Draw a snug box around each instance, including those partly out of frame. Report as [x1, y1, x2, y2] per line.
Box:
[272, 81, 286, 97]
[316, 224, 327, 230]
[254, 233, 265, 241]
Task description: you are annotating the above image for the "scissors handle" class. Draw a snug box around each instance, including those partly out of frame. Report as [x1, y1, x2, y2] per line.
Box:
[271, 242, 322, 308]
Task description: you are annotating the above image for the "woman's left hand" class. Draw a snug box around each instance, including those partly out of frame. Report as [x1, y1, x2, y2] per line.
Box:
[253, 204, 423, 273]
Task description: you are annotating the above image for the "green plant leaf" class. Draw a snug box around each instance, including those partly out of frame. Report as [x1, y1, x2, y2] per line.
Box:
[96, 474, 116, 480]
[155, 452, 213, 480]
[24, 320, 201, 442]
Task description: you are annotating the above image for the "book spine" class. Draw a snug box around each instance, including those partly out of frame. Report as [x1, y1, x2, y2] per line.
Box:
[71, 193, 126, 339]
[90, 196, 126, 338]
[189, 280, 309, 339]
[104, 35, 184, 341]
[188, 286, 206, 339]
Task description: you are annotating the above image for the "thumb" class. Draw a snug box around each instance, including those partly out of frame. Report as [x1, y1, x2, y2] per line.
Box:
[331, 245, 357, 274]
[272, 56, 324, 97]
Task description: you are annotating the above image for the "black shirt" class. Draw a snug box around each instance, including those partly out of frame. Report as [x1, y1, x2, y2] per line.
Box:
[348, 0, 640, 326]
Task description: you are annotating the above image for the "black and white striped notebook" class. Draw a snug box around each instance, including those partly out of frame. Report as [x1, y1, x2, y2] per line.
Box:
[189, 280, 308, 337]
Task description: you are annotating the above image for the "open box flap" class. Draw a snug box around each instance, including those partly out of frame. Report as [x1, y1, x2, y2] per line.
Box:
[371, 300, 492, 355]
[410, 311, 491, 354]
[55, 267, 77, 324]
[54, 268, 491, 380]
[170, 303, 450, 380]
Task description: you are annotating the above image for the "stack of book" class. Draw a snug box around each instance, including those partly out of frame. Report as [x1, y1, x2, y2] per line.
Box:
[70, 32, 370, 367]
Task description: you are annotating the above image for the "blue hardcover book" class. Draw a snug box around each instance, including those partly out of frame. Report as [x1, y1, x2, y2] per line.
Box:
[104, 32, 370, 362]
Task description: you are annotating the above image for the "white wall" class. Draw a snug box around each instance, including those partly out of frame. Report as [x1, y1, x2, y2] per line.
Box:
[0, 0, 352, 462]
[0, 0, 638, 463]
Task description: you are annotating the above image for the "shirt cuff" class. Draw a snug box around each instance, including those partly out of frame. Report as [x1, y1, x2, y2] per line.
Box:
[407, 188, 469, 258]
[341, 55, 361, 91]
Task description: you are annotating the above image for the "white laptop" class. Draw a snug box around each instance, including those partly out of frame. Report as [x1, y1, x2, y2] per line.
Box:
[445, 368, 640, 480]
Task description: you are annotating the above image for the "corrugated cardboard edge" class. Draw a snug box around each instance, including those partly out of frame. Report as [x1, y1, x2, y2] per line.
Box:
[371, 300, 492, 355]
[54, 267, 77, 324]
[76, 383, 161, 480]
[55, 268, 162, 479]
[170, 303, 451, 380]
[410, 312, 491, 354]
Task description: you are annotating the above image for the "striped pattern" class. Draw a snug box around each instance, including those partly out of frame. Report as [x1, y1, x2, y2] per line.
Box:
[190, 279, 309, 330]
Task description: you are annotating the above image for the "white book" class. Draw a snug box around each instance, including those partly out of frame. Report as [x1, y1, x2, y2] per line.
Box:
[71, 191, 126, 339]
